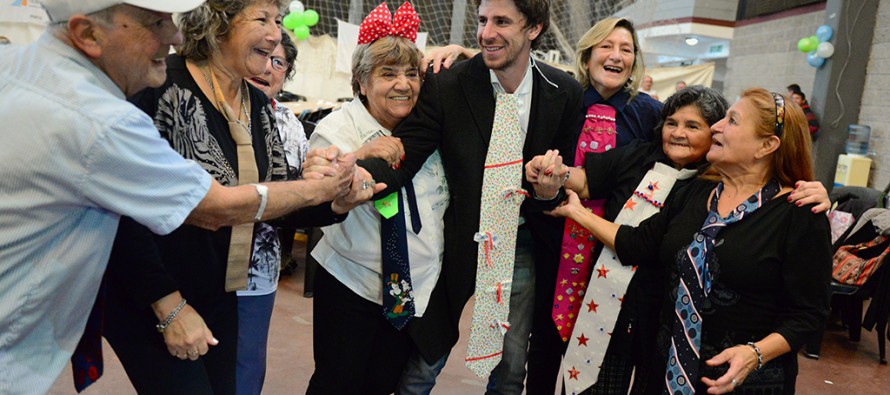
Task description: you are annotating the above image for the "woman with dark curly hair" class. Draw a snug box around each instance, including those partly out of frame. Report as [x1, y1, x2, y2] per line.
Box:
[545, 88, 832, 394]
[102, 1, 379, 394]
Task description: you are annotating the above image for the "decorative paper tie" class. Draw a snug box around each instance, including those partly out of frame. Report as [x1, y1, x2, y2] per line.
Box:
[552, 104, 617, 342]
[357, 1, 420, 45]
[561, 162, 696, 394]
[665, 179, 780, 394]
[465, 92, 526, 377]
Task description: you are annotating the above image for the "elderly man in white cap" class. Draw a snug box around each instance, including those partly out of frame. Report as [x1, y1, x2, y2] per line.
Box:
[0, 1, 375, 393]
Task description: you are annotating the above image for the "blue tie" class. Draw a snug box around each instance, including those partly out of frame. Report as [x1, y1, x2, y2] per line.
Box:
[665, 180, 779, 394]
[381, 182, 421, 330]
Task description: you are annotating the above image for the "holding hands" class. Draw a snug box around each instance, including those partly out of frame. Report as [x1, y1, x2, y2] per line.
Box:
[304, 146, 386, 214]
[525, 149, 569, 200]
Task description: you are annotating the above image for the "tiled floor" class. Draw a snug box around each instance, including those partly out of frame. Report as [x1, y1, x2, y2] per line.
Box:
[51, 241, 888, 394]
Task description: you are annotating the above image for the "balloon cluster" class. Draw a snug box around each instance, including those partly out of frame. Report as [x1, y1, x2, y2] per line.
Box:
[797, 25, 834, 68]
[282, 1, 319, 40]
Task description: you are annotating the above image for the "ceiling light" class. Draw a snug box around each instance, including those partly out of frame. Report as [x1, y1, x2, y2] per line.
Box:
[685, 36, 699, 46]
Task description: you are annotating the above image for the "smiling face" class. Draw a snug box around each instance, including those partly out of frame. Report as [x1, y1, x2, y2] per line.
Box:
[217, 2, 282, 79]
[248, 43, 287, 99]
[587, 27, 635, 99]
[98, 6, 182, 96]
[476, 0, 541, 74]
[360, 63, 421, 131]
[661, 105, 712, 168]
[707, 98, 767, 168]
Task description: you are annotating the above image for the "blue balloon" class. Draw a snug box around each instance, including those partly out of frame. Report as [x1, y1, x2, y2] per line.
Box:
[816, 25, 833, 42]
[807, 52, 825, 68]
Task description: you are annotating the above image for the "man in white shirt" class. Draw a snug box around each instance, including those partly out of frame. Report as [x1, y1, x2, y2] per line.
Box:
[0, 1, 371, 393]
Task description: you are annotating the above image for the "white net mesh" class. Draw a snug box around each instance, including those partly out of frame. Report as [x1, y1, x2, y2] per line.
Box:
[299, 0, 630, 65]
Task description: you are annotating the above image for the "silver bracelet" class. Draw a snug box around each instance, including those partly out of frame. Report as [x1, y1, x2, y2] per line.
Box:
[253, 184, 268, 221]
[745, 342, 764, 370]
[156, 298, 187, 333]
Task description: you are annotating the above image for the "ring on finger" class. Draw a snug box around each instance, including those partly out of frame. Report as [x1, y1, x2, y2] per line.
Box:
[731, 379, 738, 386]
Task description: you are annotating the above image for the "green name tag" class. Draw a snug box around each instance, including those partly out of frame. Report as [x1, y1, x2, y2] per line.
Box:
[375, 191, 399, 219]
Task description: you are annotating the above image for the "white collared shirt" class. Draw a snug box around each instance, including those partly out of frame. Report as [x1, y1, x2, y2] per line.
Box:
[489, 57, 535, 133]
[308, 98, 449, 317]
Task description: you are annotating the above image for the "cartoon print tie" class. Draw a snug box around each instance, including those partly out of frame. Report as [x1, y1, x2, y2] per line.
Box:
[465, 92, 526, 377]
[561, 163, 696, 394]
[552, 104, 616, 341]
[380, 182, 421, 330]
[664, 179, 780, 394]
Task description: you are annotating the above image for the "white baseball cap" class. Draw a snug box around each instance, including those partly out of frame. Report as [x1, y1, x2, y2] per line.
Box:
[40, 0, 207, 23]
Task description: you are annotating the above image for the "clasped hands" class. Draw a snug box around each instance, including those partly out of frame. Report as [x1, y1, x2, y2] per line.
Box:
[303, 145, 386, 213]
[525, 149, 569, 200]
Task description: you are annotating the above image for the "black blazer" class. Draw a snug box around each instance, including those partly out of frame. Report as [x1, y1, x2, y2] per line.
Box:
[361, 54, 585, 362]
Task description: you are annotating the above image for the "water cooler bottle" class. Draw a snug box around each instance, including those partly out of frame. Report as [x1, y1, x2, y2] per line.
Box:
[834, 124, 872, 187]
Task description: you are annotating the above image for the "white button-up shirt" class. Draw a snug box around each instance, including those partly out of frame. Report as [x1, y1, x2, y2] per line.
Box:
[309, 98, 449, 316]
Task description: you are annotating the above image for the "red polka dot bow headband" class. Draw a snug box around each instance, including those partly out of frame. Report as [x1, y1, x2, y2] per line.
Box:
[357, 1, 421, 45]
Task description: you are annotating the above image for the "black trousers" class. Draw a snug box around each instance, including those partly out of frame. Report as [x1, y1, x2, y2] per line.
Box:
[104, 292, 239, 395]
[307, 265, 411, 395]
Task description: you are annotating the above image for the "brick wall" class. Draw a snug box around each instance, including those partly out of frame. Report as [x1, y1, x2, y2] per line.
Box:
[859, 0, 890, 190]
[723, 9, 825, 101]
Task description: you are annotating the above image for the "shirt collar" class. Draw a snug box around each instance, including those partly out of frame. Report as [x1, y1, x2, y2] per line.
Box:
[489, 57, 534, 96]
[42, 32, 125, 100]
[583, 86, 631, 112]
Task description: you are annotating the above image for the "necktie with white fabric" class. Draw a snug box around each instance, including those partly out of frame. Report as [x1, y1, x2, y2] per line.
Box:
[561, 162, 696, 394]
[465, 92, 527, 377]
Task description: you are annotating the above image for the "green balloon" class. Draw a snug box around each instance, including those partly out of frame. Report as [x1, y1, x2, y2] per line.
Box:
[283, 13, 299, 30]
[797, 37, 811, 53]
[304, 9, 319, 27]
[807, 35, 819, 51]
[293, 25, 310, 40]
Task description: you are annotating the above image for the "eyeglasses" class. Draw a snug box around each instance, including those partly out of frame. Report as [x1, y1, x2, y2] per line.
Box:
[771, 92, 785, 138]
[270, 56, 289, 73]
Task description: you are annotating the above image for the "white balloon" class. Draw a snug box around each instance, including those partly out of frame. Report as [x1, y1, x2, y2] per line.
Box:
[289, 1, 305, 14]
[817, 42, 835, 58]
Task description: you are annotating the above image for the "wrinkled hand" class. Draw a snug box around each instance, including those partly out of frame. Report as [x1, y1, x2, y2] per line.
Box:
[356, 136, 404, 168]
[331, 166, 387, 214]
[701, 345, 759, 394]
[422, 44, 469, 74]
[302, 146, 343, 180]
[545, 189, 583, 219]
[162, 304, 218, 361]
[306, 153, 356, 203]
[787, 180, 830, 213]
[525, 149, 567, 199]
